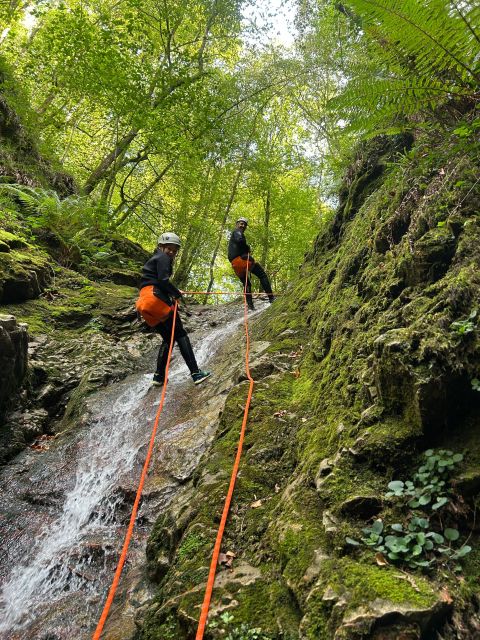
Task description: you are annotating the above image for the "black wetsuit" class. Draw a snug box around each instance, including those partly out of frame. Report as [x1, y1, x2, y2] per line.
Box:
[228, 229, 251, 261]
[140, 250, 182, 304]
[228, 228, 274, 308]
[140, 250, 198, 378]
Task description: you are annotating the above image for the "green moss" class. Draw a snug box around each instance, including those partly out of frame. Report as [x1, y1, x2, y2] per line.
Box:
[302, 558, 437, 639]
[224, 579, 301, 638]
[327, 558, 436, 608]
[178, 531, 207, 561]
[0, 229, 28, 248]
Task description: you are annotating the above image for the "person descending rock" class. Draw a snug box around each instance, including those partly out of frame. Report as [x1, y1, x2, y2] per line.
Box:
[228, 217, 275, 311]
[136, 232, 211, 386]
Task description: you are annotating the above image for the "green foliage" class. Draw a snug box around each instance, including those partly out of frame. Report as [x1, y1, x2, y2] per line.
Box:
[385, 449, 463, 510]
[472, 378, 480, 392]
[208, 612, 271, 640]
[348, 516, 471, 570]
[346, 450, 471, 570]
[328, 0, 480, 135]
[450, 309, 477, 335]
[453, 118, 480, 139]
[0, 184, 114, 267]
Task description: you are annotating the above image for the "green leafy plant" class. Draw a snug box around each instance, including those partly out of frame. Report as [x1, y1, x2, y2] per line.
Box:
[346, 450, 471, 570]
[208, 613, 270, 640]
[471, 378, 480, 392]
[385, 449, 463, 510]
[347, 516, 471, 570]
[450, 309, 477, 335]
[453, 119, 480, 139]
[329, 0, 480, 135]
[0, 184, 113, 267]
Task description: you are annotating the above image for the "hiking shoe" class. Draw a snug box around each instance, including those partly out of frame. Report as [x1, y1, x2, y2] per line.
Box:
[152, 373, 164, 386]
[191, 370, 212, 385]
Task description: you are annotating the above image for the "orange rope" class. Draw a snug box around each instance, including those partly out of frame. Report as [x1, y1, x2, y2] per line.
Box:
[92, 302, 178, 640]
[195, 258, 254, 639]
[182, 290, 281, 296]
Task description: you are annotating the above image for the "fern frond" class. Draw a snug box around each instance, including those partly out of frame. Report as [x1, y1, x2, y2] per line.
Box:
[332, 0, 480, 135]
[0, 185, 42, 215]
[347, 0, 480, 86]
[450, 1, 480, 48]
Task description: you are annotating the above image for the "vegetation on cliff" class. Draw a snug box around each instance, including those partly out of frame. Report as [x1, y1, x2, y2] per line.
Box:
[138, 125, 480, 638]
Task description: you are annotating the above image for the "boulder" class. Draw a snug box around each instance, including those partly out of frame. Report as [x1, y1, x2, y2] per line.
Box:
[0, 249, 52, 303]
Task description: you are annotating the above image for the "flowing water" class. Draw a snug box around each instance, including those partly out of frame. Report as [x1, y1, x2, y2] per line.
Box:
[0, 303, 252, 639]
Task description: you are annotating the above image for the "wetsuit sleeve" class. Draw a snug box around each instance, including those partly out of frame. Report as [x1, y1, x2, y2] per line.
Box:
[231, 229, 251, 257]
[155, 253, 182, 299]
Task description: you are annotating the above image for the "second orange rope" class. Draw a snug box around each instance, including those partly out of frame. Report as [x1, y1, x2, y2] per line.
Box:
[195, 260, 255, 639]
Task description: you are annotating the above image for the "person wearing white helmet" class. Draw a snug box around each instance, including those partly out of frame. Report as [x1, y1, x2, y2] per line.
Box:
[136, 232, 211, 386]
[228, 217, 275, 310]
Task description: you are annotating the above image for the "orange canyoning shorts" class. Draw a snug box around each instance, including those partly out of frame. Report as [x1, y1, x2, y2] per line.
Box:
[231, 256, 254, 278]
[135, 285, 173, 327]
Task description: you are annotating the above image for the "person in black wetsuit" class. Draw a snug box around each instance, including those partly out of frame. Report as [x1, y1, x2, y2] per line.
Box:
[136, 232, 211, 386]
[228, 217, 275, 310]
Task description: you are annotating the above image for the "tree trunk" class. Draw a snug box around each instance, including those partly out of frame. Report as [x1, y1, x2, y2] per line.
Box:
[83, 129, 138, 195]
[261, 184, 271, 267]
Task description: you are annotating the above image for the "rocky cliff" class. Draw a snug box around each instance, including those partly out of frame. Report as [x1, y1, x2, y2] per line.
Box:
[0, 200, 154, 463]
[137, 131, 480, 639]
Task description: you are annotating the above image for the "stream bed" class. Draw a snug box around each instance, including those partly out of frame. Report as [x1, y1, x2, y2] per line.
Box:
[0, 302, 255, 639]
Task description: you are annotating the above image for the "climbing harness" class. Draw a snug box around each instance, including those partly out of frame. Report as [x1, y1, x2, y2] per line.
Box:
[92, 302, 178, 640]
[195, 258, 255, 640]
[230, 255, 255, 278]
[135, 285, 173, 326]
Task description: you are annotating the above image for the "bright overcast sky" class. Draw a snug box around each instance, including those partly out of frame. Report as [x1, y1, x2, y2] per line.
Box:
[241, 0, 298, 48]
[19, 1, 298, 48]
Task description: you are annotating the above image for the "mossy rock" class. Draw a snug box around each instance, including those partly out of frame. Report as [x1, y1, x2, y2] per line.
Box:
[301, 558, 442, 639]
[0, 248, 51, 303]
[0, 229, 28, 249]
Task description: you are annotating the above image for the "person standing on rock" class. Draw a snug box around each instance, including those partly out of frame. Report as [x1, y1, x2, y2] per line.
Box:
[228, 217, 275, 311]
[136, 232, 211, 386]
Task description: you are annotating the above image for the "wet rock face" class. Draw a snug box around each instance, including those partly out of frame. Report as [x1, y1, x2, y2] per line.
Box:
[0, 314, 28, 419]
[0, 300, 154, 463]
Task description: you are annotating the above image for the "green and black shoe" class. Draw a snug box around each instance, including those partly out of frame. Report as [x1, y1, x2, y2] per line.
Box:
[191, 370, 212, 385]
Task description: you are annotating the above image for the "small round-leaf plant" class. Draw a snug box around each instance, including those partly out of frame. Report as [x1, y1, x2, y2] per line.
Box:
[208, 613, 271, 640]
[346, 450, 471, 571]
[450, 309, 477, 335]
[385, 449, 463, 510]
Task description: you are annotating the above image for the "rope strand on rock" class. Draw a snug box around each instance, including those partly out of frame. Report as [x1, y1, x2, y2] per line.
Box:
[92, 301, 178, 640]
[195, 257, 255, 639]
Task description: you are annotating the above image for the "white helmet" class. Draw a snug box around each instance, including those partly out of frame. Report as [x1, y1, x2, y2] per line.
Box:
[236, 217, 248, 225]
[158, 232, 181, 247]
